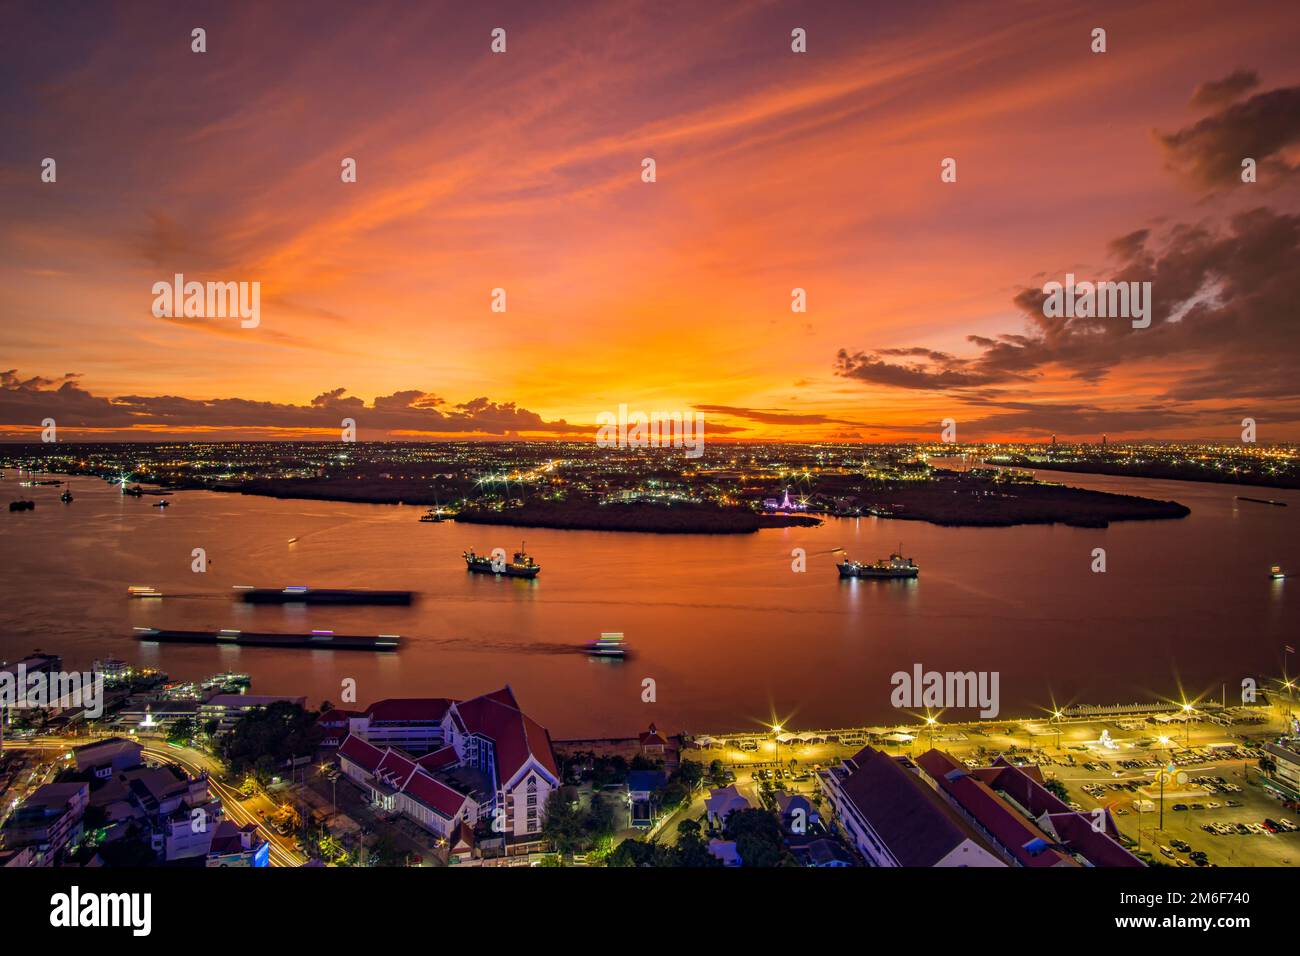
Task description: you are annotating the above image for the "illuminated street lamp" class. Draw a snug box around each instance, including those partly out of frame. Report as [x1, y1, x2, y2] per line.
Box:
[320, 762, 337, 820]
[772, 724, 783, 773]
[1156, 735, 1172, 833]
[925, 715, 938, 752]
[1051, 710, 1063, 751]
[1181, 702, 1194, 747]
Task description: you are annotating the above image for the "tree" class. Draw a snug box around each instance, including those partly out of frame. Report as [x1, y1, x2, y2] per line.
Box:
[724, 808, 792, 867]
[591, 755, 628, 787]
[370, 834, 402, 867]
[168, 716, 197, 745]
[586, 792, 616, 842]
[677, 818, 701, 838]
[659, 780, 689, 812]
[708, 759, 729, 787]
[1044, 778, 1070, 802]
[674, 759, 704, 791]
[675, 831, 720, 867]
[607, 838, 675, 867]
[541, 789, 586, 856]
[217, 701, 323, 778]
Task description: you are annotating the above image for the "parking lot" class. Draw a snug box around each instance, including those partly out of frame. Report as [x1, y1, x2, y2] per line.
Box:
[1053, 747, 1300, 867]
[685, 712, 1299, 867]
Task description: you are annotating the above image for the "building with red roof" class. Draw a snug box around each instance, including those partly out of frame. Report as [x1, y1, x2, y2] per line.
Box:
[819, 746, 1004, 867]
[638, 723, 667, 756]
[345, 698, 454, 752]
[332, 685, 559, 845]
[316, 707, 363, 748]
[336, 733, 478, 841]
[915, 750, 1143, 868]
[443, 686, 560, 840]
[206, 821, 269, 867]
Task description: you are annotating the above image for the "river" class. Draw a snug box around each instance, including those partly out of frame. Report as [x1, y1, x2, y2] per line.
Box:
[1, 468, 1295, 738]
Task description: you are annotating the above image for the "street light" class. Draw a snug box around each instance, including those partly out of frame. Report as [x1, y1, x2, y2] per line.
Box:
[925, 715, 937, 752]
[772, 724, 783, 773]
[320, 762, 337, 821]
[1157, 735, 1172, 834]
[1051, 710, 1063, 751]
[1182, 702, 1194, 747]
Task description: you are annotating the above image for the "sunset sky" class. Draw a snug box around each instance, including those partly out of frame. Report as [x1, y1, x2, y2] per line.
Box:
[2, 0, 1299, 442]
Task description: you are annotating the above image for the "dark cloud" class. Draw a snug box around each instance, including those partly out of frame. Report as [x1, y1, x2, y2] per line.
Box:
[0, 376, 575, 438]
[1189, 69, 1259, 109]
[834, 347, 1033, 390]
[956, 399, 1197, 439]
[833, 207, 1300, 429]
[1156, 84, 1300, 188]
[693, 404, 860, 426]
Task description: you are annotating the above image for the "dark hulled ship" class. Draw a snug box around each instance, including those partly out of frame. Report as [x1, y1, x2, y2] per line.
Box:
[837, 548, 919, 579]
[464, 543, 541, 578]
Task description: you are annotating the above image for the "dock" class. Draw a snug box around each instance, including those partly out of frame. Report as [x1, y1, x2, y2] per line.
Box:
[134, 627, 400, 651]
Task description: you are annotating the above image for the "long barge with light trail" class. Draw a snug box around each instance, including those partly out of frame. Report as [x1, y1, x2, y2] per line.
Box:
[232, 585, 414, 605]
[134, 627, 400, 651]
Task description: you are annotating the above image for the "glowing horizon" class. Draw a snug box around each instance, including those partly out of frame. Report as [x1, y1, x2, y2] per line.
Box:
[3, 0, 1299, 443]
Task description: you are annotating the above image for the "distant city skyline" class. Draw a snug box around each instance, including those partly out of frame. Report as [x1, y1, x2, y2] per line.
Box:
[3, 0, 1299, 442]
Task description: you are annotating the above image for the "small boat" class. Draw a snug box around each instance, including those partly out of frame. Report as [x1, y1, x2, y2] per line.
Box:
[8, 500, 36, 512]
[287, 537, 298, 544]
[1271, 565, 1287, 580]
[419, 509, 443, 523]
[152, 499, 170, 508]
[127, 586, 163, 600]
[60, 489, 73, 503]
[583, 633, 626, 658]
[123, 485, 144, 497]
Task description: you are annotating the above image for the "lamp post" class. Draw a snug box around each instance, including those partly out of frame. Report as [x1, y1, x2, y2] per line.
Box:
[1157, 735, 1172, 834]
[1182, 703, 1194, 747]
[1052, 710, 1063, 752]
[925, 715, 937, 752]
[320, 763, 335, 820]
[772, 724, 783, 773]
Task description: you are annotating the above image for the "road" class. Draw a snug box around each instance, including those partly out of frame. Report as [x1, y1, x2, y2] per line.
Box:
[2, 735, 305, 867]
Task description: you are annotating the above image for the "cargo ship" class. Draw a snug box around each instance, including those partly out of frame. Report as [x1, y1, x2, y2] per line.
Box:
[135, 627, 399, 652]
[233, 586, 414, 605]
[464, 543, 541, 578]
[837, 547, 919, 579]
